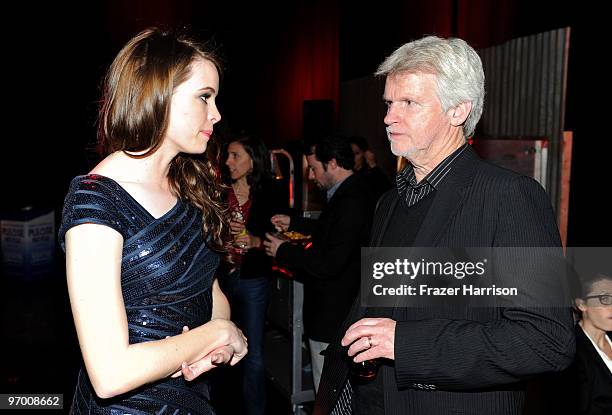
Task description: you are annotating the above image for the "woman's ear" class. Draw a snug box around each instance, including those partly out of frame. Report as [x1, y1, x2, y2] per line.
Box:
[575, 297, 587, 312]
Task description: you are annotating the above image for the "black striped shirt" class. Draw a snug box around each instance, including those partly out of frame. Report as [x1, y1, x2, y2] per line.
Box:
[396, 144, 468, 207]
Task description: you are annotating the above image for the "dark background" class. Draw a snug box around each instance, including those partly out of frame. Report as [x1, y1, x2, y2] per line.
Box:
[2, 0, 607, 245]
[1, 0, 608, 412]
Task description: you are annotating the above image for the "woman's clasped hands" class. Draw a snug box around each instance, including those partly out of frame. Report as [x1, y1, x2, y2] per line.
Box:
[170, 320, 248, 381]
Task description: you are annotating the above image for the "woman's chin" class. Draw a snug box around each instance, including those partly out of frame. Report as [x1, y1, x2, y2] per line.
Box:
[231, 173, 247, 181]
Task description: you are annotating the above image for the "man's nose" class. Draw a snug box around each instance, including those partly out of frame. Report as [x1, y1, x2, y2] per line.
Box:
[384, 105, 398, 126]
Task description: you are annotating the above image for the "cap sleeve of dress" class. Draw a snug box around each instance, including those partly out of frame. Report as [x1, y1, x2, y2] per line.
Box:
[58, 175, 127, 251]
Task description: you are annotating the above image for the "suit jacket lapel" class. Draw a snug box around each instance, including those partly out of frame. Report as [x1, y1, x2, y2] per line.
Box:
[391, 146, 480, 316]
[370, 193, 399, 247]
[413, 145, 480, 247]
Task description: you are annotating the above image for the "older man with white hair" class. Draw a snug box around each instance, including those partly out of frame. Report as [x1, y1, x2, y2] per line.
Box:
[314, 36, 575, 415]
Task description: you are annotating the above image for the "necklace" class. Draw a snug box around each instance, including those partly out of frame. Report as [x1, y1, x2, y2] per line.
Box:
[233, 182, 250, 206]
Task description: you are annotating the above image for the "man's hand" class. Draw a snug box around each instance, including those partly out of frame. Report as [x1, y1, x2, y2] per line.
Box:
[271, 214, 290, 232]
[341, 318, 396, 362]
[263, 232, 286, 257]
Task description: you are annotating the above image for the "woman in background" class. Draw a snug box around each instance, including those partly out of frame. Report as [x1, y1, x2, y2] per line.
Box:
[220, 135, 279, 415]
[574, 273, 612, 414]
[59, 28, 247, 414]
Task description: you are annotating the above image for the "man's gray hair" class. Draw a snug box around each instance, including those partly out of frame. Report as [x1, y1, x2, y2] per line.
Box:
[376, 36, 485, 138]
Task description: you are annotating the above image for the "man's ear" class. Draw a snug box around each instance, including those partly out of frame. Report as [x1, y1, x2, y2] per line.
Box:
[575, 297, 587, 312]
[449, 101, 472, 128]
[328, 158, 338, 170]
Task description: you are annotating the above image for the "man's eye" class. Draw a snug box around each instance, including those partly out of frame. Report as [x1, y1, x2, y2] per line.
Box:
[385, 100, 412, 109]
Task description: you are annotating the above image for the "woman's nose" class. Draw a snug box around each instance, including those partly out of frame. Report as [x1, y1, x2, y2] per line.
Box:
[209, 103, 222, 124]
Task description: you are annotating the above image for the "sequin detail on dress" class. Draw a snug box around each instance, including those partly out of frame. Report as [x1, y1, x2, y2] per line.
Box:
[59, 174, 219, 415]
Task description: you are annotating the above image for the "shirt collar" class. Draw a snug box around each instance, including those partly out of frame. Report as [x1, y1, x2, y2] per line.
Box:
[327, 174, 351, 202]
[396, 144, 468, 206]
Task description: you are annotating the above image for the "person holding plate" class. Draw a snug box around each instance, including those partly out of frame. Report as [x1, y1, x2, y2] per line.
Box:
[264, 135, 376, 392]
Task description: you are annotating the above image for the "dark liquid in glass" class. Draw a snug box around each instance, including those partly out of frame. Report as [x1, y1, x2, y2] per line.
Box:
[349, 358, 381, 382]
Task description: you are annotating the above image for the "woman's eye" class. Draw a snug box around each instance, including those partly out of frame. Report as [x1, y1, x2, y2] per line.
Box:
[200, 94, 211, 103]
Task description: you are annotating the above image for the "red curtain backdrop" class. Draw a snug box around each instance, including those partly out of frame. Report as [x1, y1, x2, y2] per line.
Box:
[457, 0, 516, 48]
[105, 0, 194, 44]
[256, 0, 340, 147]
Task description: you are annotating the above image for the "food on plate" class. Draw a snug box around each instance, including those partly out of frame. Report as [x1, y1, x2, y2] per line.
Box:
[282, 231, 311, 241]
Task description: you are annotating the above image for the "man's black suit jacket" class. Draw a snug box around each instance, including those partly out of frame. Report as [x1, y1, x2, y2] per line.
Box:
[314, 146, 575, 414]
[276, 174, 375, 342]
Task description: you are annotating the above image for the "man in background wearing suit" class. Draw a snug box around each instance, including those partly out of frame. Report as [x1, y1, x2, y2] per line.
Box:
[264, 135, 375, 392]
[314, 36, 575, 415]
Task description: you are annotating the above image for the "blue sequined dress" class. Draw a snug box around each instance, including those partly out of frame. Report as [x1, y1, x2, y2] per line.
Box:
[59, 174, 219, 415]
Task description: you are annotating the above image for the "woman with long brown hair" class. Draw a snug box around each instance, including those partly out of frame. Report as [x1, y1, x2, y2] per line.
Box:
[220, 135, 279, 415]
[59, 28, 247, 414]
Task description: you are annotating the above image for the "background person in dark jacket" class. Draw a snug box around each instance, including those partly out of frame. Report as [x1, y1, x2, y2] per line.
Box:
[264, 135, 375, 392]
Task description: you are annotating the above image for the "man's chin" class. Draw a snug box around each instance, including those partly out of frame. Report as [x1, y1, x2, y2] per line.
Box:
[390, 142, 418, 160]
[390, 143, 414, 158]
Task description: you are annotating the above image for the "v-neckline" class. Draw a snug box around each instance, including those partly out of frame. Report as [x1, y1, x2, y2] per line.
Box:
[83, 174, 181, 221]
